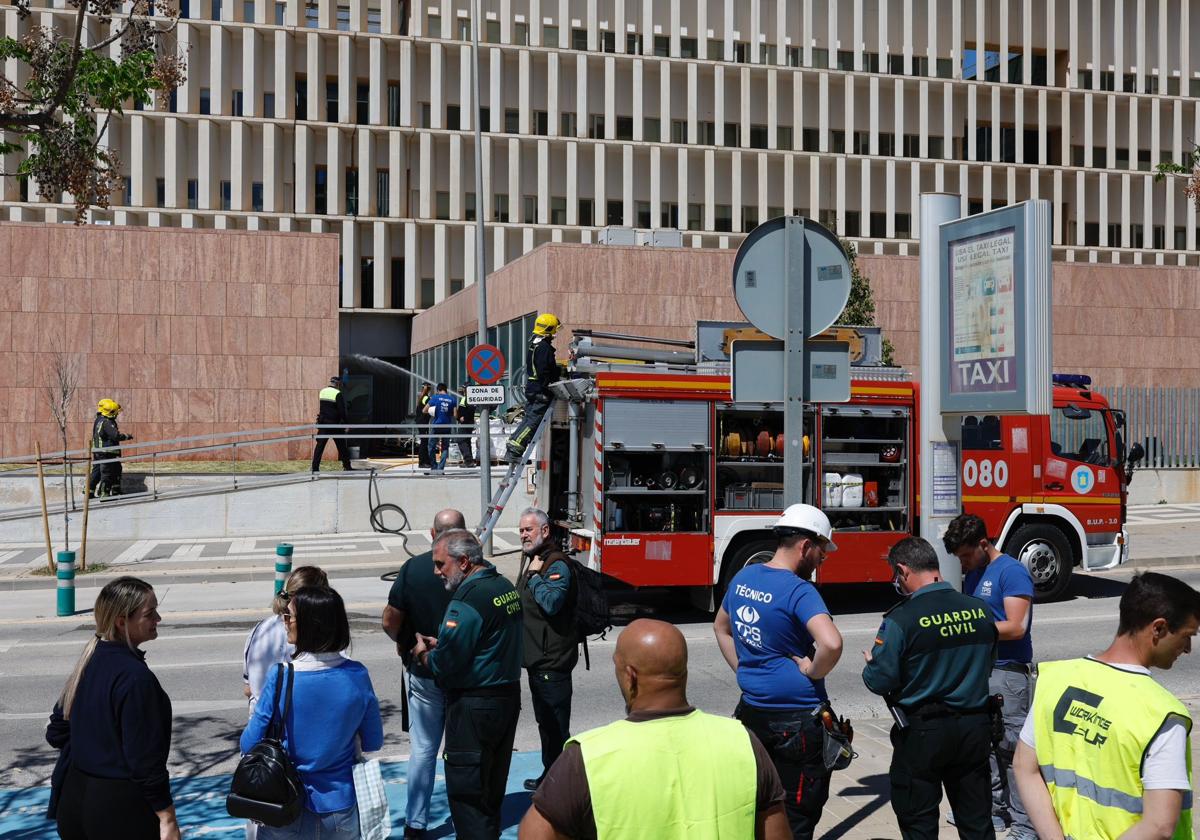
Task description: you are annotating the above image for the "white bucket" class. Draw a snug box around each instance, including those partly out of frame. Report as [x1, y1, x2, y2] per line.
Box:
[841, 473, 864, 508]
[823, 472, 843, 507]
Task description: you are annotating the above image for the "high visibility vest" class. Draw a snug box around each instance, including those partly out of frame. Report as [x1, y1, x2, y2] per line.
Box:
[1033, 658, 1193, 840]
[318, 386, 340, 402]
[569, 709, 758, 840]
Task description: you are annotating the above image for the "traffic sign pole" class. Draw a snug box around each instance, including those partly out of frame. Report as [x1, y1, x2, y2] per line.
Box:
[784, 217, 807, 506]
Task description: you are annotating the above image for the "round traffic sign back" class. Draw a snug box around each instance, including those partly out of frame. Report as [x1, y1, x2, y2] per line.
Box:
[732, 216, 852, 340]
[467, 343, 507, 385]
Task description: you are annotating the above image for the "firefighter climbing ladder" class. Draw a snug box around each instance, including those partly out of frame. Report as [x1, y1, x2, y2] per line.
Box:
[474, 407, 554, 546]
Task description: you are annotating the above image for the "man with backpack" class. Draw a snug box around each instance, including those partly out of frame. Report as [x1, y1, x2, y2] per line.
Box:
[516, 507, 580, 792]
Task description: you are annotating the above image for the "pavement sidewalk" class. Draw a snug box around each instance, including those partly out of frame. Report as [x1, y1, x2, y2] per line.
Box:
[0, 728, 999, 840]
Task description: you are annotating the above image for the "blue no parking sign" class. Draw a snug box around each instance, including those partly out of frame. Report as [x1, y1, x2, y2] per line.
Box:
[466, 343, 507, 385]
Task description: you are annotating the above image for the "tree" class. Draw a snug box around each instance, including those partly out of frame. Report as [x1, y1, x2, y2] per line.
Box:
[44, 349, 81, 558]
[839, 238, 897, 366]
[1155, 147, 1200, 211]
[1, 0, 185, 221]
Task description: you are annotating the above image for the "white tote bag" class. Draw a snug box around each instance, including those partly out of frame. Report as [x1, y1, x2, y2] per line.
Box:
[353, 758, 391, 840]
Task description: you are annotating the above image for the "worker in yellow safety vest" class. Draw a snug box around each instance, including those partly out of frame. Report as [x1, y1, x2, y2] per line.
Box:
[518, 618, 791, 840]
[1014, 571, 1199, 840]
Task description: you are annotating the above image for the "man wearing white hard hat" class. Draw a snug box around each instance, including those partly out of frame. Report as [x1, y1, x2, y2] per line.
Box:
[714, 503, 848, 840]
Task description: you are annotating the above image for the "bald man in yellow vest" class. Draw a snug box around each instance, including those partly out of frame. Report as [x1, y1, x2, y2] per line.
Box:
[518, 619, 790, 840]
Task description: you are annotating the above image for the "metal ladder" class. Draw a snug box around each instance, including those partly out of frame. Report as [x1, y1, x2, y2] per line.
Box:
[474, 407, 554, 546]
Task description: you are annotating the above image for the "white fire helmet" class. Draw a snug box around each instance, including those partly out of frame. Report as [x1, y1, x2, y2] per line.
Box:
[773, 504, 837, 552]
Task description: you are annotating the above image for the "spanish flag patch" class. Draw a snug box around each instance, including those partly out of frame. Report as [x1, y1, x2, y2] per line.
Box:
[445, 620, 458, 628]
[548, 573, 562, 581]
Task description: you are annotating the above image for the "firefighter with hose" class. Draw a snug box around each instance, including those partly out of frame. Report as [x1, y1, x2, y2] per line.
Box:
[505, 313, 562, 463]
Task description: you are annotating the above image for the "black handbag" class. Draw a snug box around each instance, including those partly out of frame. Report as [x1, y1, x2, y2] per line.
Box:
[227, 663, 304, 827]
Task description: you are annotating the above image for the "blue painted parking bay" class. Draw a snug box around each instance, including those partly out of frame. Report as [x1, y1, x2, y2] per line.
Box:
[0, 751, 542, 838]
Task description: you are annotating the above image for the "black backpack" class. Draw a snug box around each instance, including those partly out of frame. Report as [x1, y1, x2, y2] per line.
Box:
[227, 663, 304, 827]
[569, 556, 610, 637]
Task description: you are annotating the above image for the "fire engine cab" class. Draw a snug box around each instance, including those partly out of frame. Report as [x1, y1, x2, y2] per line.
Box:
[537, 325, 1141, 604]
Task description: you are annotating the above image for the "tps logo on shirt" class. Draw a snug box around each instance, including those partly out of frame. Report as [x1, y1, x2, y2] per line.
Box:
[734, 604, 763, 648]
[980, 580, 993, 597]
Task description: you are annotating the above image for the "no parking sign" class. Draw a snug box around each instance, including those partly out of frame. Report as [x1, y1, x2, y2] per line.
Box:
[466, 344, 507, 386]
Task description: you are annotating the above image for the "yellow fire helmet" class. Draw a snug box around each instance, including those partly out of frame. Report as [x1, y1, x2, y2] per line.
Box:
[97, 398, 121, 418]
[533, 312, 562, 337]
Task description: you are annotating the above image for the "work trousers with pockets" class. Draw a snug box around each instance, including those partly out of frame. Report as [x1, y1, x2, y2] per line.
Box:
[988, 667, 1034, 838]
[506, 394, 553, 459]
[56, 766, 159, 840]
[88, 457, 122, 497]
[311, 431, 351, 471]
[889, 711, 995, 840]
[735, 701, 832, 840]
[443, 686, 521, 840]
[405, 673, 447, 831]
[527, 669, 573, 777]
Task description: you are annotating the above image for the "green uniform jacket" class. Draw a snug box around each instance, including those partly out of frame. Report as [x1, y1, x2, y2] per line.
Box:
[862, 581, 997, 711]
[428, 563, 524, 691]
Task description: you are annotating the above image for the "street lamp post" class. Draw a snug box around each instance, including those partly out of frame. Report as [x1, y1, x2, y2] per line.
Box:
[471, 0, 493, 553]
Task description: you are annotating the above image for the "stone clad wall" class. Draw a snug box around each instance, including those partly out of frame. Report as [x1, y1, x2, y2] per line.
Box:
[0, 222, 340, 459]
[413, 243, 1200, 390]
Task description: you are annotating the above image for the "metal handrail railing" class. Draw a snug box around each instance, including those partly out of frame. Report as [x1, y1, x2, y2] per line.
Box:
[1, 420, 517, 522]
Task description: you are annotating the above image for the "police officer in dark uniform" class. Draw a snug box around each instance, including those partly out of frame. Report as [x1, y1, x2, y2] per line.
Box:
[516, 507, 578, 792]
[862, 537, 998, 840]
[505, 313, 561, 462]
[311, 375, 352, 472]
[412, 529, 523, 840]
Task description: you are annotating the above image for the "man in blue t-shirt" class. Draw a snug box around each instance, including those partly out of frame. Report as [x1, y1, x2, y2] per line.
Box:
[714, 504, 844, 840]
[944, 513, 1036, 840]
[425, 383, 459, 471]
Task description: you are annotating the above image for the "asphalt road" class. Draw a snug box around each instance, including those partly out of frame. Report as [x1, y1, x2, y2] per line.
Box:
[2, 563, 1198, 792]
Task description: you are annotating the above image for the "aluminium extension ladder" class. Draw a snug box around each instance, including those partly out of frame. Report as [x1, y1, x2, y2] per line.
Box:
[474, 406, 554, 546]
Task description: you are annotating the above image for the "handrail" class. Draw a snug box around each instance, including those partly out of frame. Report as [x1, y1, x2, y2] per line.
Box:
[0, 418, 519, 521]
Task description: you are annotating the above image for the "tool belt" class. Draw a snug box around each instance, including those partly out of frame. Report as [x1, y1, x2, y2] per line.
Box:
[814, 703, 857, 772]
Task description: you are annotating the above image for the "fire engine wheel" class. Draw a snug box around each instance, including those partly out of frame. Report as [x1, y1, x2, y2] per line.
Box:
[1005, 524, 1073, 602]
[718, 538, 777, 600]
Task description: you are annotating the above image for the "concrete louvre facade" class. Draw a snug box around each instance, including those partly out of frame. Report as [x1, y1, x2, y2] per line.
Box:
[0, 222, 340, 458]
[411, 243, 1200, 390]
[5, 1, 1200, 361]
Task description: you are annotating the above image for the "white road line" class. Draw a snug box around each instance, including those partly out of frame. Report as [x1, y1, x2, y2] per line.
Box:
[0, 550, 21, 564]
[112, 539, 155, 565]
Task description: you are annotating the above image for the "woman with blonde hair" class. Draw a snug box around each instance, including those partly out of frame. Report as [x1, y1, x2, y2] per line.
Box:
[242, 565, 329, 708]
[46, 576, 179, 840]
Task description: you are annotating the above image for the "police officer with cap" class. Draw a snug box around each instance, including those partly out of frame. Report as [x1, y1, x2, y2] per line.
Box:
[412, 529, 523, 840]
[714, 503, 845, 840]
[311, 375, 352, 472]
[862, 537, 998, 840]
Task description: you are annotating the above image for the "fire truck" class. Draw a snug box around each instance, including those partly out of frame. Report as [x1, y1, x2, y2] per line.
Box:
[536, 324, 1142, 605]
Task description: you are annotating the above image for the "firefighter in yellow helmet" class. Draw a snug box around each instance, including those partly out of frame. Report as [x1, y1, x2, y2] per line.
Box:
[88, 399, 132, 498]
[505, 314, 562, 462]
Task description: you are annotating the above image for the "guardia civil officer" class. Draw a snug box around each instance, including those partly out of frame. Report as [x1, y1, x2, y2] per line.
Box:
[862, 537, 998, 840]
[412, 529, 523, 840]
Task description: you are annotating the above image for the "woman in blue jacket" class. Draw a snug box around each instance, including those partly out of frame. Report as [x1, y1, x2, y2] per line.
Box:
[241, 585, 384, 839]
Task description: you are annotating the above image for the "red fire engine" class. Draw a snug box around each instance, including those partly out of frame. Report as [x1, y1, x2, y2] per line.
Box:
[537, 328, 1140, 604]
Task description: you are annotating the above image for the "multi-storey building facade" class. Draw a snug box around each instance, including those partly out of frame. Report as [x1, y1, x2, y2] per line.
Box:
[5, 1, 1200, 364]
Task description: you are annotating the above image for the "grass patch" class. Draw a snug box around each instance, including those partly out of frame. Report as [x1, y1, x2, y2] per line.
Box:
[30, 563, 111, 577]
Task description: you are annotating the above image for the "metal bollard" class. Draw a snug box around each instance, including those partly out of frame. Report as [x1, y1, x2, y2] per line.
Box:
[274, 543, 294, 595]
[56, 551, 76, 617]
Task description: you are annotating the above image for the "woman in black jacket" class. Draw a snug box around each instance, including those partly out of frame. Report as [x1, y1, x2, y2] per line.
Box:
[47, 577, 179, 840]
